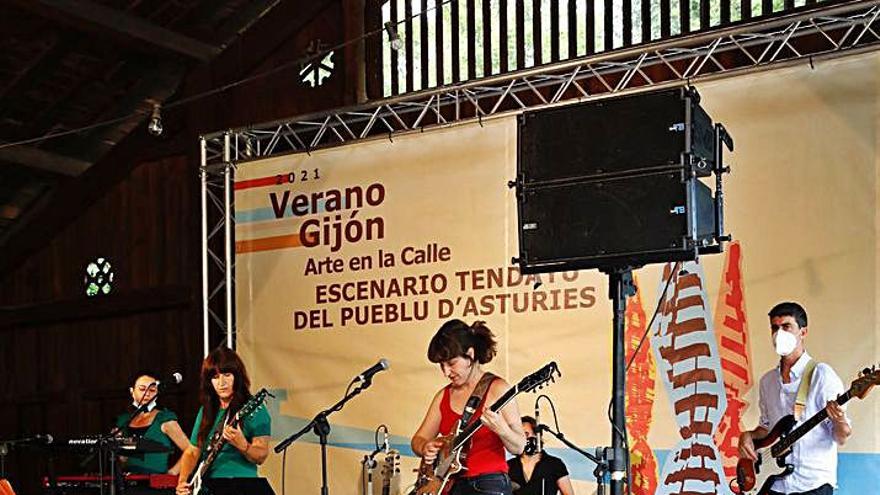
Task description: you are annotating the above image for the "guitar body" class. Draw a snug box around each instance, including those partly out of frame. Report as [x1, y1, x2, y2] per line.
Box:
[190, 473, 210, 495]
[413, 435, 461, 495]
[187, 389, 272, 495]
[736, 415, 797, 494]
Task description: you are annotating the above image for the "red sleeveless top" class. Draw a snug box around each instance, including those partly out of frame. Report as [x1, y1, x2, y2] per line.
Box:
[438, 379, 508, 477]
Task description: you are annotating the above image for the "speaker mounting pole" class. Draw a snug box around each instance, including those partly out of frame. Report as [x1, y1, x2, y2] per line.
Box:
[602, 266, 638, 495]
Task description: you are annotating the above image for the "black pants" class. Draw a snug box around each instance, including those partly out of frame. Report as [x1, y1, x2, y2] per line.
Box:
[450, 473, 513, 495]
[768, 483, 833, 495]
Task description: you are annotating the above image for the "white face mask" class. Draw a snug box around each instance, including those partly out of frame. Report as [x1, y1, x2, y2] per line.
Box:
[774, 330, 798, 357]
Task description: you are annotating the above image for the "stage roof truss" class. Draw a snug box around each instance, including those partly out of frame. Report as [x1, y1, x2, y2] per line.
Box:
[199, 0, 880, 348]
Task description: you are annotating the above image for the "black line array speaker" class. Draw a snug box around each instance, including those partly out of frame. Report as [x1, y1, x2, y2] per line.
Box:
[513, 87, 729, 273]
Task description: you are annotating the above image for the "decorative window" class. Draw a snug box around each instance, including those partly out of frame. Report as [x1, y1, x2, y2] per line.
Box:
[85, 257, 114, 297]
[300, 39, 336, 87]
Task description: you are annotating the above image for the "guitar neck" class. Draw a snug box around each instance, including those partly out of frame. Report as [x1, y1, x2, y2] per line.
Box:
[188, 410, 245, 482]
[771, 390, 851, 456]
[452, 386, 519, 449]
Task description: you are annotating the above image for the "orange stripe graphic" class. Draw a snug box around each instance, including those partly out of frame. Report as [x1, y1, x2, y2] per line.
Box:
[236, 234, 306, 253]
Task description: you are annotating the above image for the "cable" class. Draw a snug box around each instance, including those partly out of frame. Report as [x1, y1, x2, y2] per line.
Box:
[535, 394, 561, 432]
[0, 0, 459, 152]
[374, 424, 389, 451]
[625, 261, 680, 373]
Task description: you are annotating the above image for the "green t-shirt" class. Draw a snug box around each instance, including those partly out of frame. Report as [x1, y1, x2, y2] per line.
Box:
[115, 408, 178, 474]
[189, 403, 271, 478]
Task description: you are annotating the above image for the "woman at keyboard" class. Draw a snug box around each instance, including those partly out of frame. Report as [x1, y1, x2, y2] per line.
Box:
[115, 371, 190, 474]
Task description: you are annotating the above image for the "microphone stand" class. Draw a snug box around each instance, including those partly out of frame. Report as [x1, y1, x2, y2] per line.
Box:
[0, 440, 9, 478]
[94, 401, 152, 495]
[538, 425, 610, 495]
[275, 378, 376, 495]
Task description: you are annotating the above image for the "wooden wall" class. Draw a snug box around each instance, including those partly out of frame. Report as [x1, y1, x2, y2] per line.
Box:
[0, 1, 360, 492]
[0, 156, 201, 492]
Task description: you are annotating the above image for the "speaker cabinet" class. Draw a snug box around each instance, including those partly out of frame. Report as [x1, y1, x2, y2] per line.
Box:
[514, 87, 724, 273]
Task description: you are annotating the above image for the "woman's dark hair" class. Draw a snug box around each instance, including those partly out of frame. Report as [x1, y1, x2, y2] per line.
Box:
[197, 347, 252, 447]
[129, 369, 160, 387]
[427, 319, 497, 364]
[520, 416, 538, 431]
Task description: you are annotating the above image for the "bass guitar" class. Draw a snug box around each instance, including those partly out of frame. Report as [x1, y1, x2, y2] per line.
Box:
[736, 366, 879, 494]
[188, 388, 273, 495]
[411, 362, 561, 495]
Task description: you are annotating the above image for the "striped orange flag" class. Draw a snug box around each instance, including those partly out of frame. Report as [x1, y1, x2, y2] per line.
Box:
[712, 241, 754, 488]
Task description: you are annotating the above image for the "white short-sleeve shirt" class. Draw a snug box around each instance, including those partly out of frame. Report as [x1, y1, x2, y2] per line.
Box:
[757, 351, 849, 493]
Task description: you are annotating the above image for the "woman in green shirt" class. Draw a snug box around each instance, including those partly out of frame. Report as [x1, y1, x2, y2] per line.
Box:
[176, 347, 271, 495]
[116, 371, 190, 474]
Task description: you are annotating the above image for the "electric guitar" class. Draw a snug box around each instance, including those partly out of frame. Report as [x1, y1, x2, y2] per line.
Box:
[188, 388, 273, 495]
[736, 366, 880, 494]
[411, 362, 561, 495]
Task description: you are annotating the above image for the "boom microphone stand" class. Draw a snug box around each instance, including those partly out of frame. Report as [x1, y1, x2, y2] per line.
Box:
[274, 378, 378, 495]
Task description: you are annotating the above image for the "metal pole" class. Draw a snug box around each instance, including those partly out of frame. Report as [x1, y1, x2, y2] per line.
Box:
[200, 138, 210, 358]
[223, 132, 234, 350]
[606, 268, 635, 495]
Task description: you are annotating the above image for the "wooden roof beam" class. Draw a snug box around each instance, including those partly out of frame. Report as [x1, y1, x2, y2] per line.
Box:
[27, 0, 222, 62]
[0, 145, 91, 176]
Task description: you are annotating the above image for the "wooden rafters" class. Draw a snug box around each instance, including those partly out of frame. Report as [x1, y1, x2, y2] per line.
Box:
[21, 0, 222, 62]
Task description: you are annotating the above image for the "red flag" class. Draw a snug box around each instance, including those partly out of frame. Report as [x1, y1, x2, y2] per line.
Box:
[712, 241, 754, 488]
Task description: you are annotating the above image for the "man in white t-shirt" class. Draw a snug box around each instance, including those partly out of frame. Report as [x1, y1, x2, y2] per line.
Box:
[738, 302, 852, 495]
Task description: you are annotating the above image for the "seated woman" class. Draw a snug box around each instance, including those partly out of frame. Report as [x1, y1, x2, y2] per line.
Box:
[175, 347, 271, 495]
[115, 371, 190, 474]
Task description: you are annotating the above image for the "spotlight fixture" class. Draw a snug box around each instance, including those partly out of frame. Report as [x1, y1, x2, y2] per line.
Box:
[384, 21, 403, 51]
[147, 103, 163, 136]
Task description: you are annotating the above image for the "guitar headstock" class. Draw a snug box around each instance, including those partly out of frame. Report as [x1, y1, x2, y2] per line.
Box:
[851, 366, 880, 400]
[236, 388, 274, 420]
[380, 449, 400, 487]
[517, 362, 561, 394]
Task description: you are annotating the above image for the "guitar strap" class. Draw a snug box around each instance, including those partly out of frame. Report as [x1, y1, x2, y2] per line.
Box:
[794, 359, 818, 421]
[454, 371, 497, 460]
[462, 372, 497, 427]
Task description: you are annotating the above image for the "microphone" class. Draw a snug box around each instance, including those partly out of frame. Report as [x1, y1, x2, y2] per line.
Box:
[383, 429, 390, 454]
[355, 359, 390, 384]
[16, 434, 53, 445]
[151, 372, 183, 390]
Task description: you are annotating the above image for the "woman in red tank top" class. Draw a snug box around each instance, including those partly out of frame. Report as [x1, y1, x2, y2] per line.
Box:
[411, 320, 526, 495]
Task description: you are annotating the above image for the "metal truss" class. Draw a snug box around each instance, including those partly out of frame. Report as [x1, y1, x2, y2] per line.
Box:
[200, 136, 235, 353]
[199, 0, 880, 344]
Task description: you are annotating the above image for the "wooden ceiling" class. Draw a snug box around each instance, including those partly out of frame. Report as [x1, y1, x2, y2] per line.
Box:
[0, 0, 282, 245]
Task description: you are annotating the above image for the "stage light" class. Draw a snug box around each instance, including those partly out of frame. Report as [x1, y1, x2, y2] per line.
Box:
[147, 104, 163, 136]
[384, 21, 403, 51]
